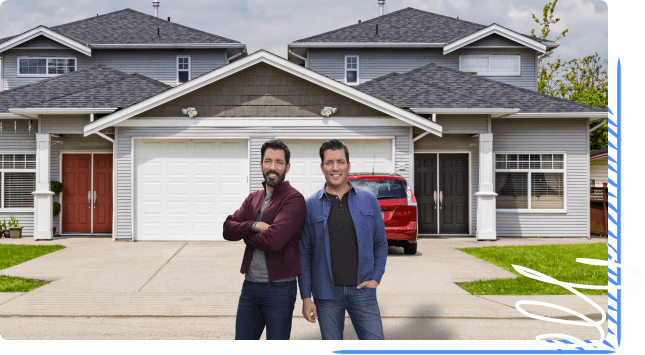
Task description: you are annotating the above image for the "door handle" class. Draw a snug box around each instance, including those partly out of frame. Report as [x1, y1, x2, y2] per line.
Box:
[93, 191, 97, 209]
[439, 191, 443, 210]
[433, 191, 437, 209]
[88, 191, 92, 209]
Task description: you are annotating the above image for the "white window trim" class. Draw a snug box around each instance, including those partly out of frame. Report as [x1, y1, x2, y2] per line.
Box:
[344, 54, 359, 85]
[459, 55, 521, 77]
[0, 153, 37, 211]
[17, 56, 78, 78]
[494, 151, 567, 213]
[176, 55, 191, 85]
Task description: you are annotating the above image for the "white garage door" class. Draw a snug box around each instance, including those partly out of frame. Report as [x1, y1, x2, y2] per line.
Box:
[134, 139, 248, 241]
[283, 139, 393, 198]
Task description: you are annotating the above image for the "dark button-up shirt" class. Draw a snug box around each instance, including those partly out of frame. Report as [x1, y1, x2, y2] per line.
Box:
[298, 181, 388, 300]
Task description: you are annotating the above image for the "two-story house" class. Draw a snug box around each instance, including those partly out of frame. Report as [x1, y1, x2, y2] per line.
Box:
[0, 6, 606, 242]
[286, 7, 606, 239]
[0, 8, 246, 237]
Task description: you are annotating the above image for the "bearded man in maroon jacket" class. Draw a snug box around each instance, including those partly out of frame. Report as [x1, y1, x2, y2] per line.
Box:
[223, 139, 306, 340]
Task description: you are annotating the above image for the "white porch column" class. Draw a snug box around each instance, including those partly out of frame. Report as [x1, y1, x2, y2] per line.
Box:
[32, 133, 54, 240]
[475, 133, 497, 240]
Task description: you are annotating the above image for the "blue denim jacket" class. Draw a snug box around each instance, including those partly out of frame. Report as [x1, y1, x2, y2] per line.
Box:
[298, 181, 388, 300]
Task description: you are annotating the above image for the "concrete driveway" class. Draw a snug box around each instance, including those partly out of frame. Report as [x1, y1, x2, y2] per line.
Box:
[0, 236, 608, 340]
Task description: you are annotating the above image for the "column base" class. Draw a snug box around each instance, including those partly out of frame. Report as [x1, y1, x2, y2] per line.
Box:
[32, 191, 55, 240]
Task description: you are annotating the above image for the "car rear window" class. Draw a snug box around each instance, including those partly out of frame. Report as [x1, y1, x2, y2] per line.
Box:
[352, 179, 407, 199]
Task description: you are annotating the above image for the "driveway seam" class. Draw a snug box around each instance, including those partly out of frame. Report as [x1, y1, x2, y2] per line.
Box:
[137, 242, 188, 293]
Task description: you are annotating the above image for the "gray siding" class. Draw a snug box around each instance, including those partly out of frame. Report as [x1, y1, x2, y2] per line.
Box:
[13, 36, 69, 49]
[114, 125, 411, 240]
[492, 117, 588, 237]
[2, 48, 226, 90]
[308, 47, 537, 91]
[413, 132, 479, 235]
[467, 34, 521, 47]
[49, 134, 113, 233]
[0, 120, 37, 235]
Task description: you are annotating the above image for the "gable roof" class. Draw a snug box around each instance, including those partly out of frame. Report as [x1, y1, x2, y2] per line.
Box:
[83, 50, 443, 137]
[355, 63, 607, 116]
[290, 7, 556, 47]
[0, 64, 171, 115]
[0, 8, 244, 53]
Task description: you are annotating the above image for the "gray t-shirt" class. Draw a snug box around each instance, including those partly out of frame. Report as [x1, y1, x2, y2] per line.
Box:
[245, 191, 296, 283]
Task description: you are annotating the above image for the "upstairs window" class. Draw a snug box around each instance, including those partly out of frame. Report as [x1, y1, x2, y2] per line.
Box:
[345, 55, 359, 85]
[459, 55, 520, 76]
[177, 56, 191, 83]
[18, 57, 76, 77]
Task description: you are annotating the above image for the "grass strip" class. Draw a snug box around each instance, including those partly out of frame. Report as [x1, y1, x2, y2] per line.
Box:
[457, 242, 608, 295]
[0, 244, 66, 292]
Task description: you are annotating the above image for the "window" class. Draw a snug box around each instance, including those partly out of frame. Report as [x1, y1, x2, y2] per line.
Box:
[177, 56, 190, 83]
[494, 153, 565, 211]
[1, 154, 36, 209]
[18, 57, 76, 76]
[345, 55, 359, 84]
[459, 55, 520, 76]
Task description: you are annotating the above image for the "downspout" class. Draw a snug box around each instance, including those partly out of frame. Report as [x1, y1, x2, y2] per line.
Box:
[227, 49, 246, 63]
[289, 50, 308, 67]
[590, 118, 607, 133]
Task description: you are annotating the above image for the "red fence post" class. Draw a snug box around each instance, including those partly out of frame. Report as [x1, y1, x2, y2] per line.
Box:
[603, 182, 608, 235]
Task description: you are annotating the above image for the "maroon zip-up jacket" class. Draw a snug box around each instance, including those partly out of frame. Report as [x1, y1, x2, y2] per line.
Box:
[223, 181, 306, 281]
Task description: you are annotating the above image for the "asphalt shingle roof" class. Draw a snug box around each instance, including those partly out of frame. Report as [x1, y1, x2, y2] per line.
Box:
[0, 64, 171, 113]
[293, 7, 552, 45]
[355, 63, 606, 113]
[0, 8, 240, 46]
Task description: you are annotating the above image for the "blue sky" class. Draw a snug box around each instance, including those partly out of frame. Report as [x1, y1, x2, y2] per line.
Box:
[0, 0, 608, 62]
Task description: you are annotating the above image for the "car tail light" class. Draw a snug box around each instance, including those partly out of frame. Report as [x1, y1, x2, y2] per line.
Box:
[407, 184, 417, 206]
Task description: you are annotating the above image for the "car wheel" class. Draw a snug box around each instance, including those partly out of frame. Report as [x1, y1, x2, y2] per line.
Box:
[403, 242, 417, 255]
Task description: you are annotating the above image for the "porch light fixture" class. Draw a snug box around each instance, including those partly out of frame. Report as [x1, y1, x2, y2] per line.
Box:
[320, 107, 337, 117]
[182, 107, 198, 118]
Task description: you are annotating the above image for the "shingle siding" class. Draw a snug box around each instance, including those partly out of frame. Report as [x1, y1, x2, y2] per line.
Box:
[1, 48, 226, 90]
[308, 47, 537, 91]
[492, 117, 589, 237]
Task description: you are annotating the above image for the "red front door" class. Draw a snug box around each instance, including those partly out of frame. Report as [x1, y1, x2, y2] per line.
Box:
[62, 154, 113, 234]
[63, 154, 92, 233]
[93, 154, 113, 233]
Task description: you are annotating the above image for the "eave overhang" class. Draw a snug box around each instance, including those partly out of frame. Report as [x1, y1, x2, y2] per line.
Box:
[443, 24, 547, 55]
[0, 26, 92, 56]
[9, 108, 117, 118]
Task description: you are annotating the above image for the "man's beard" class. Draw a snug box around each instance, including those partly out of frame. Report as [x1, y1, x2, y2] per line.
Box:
[263, 169, 286, 187]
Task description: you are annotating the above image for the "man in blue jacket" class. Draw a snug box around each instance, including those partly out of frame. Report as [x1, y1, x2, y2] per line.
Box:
[298, 139, 388, 340]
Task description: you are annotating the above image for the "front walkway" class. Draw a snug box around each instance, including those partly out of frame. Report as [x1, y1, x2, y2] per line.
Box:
[0, 236, 608, 340]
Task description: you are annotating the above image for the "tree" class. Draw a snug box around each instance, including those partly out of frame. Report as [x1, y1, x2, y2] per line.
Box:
[531, 0, 608, 151]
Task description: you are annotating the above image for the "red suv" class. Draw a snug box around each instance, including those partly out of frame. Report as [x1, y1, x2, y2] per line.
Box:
[348, 173, 418, 255]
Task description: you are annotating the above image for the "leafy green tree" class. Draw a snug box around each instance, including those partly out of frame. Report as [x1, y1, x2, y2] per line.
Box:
[531, 0, 608, 151]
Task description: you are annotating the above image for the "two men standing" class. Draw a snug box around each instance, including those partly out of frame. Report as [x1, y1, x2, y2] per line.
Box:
[223, 139, 388, 340]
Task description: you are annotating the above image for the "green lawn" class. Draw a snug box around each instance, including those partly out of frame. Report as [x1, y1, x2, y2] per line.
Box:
[457, 242, 608, 295]
[0, 244, 66, 292]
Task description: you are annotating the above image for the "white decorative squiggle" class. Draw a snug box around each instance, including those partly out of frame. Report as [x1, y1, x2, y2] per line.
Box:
[512, 258, 643, 350]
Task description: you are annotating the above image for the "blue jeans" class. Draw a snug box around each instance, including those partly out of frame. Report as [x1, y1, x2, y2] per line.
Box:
[235, 280, 297, 340]
[314, 285, 384, 340]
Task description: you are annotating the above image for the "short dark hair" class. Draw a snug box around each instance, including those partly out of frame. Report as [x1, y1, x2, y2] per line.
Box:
[261, 139, 290, 164]
[319, 139, 350, 163]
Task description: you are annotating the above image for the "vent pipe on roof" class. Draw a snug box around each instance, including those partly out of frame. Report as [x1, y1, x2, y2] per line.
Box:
[378, 0, 385, 16]
[153, 1, 160, 17]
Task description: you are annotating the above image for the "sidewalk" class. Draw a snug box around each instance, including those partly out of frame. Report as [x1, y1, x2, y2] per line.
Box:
[0, 236, 608, 340]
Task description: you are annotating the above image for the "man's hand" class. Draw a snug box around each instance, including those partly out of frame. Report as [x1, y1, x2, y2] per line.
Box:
[357, 280, 379, 289]
[255, 222, 271, 232]
[302, 298, 317, 323]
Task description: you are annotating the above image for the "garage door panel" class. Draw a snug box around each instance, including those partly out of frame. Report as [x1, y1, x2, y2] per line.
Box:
[135, 139, 248, 241]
